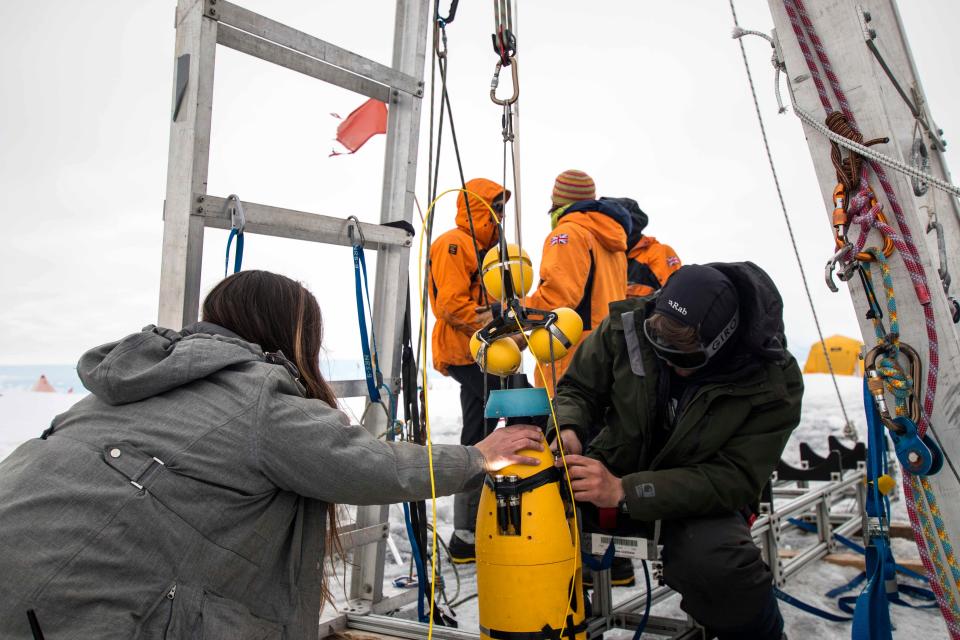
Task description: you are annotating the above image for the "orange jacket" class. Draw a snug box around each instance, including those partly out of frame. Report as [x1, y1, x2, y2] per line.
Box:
[626, 236, 681, 298]
[429, 179, 505, 375]
[525, 205, 629, 391]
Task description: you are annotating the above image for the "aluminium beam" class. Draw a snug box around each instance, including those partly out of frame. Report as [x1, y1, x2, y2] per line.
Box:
[350, 0, 430, 606]
[216, 24, 391, 102]
[330, 379, 397, 399]
[158, 1, 218, 329]
[337, 521, 388, 552]
[767, 0, 960, 609]
[347, 613, 480, 640]
[200, 195, 412, 248]
[212, 0, 423, 97]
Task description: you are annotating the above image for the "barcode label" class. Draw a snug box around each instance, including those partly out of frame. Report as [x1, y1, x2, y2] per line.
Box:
[589, 534, 657, 560]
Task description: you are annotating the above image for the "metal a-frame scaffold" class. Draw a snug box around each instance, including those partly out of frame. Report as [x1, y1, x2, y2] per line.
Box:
[157, 0, 430, 613]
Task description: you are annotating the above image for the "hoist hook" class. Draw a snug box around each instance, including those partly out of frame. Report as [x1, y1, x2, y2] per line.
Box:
[490, 57, 519, 106]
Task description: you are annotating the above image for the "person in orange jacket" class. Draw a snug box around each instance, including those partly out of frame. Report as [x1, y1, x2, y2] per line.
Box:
[429, 177, 508, 563]
[603, 197, 682, 298]
[524, 170, 631, 392]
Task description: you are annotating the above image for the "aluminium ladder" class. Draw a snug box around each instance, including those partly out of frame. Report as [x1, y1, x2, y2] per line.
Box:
[157, 0, 430, 612]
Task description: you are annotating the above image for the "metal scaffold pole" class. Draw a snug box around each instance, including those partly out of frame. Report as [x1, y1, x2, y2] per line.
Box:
[350, 0, 431, 610]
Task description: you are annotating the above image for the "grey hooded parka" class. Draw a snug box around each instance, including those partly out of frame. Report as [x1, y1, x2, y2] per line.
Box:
[0, 324, 484, 639]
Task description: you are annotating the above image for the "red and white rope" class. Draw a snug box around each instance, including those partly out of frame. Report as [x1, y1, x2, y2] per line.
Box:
[784, 0, 958, 634]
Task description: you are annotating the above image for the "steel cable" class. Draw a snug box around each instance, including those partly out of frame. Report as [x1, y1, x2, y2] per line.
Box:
[728, 0, 855, 438]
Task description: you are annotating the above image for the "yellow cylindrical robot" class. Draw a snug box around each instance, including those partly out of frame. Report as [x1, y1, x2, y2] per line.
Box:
[476, 437, 586, 640]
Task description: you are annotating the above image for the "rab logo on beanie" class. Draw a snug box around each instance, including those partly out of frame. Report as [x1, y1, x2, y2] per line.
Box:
[667, 300, 688, 316]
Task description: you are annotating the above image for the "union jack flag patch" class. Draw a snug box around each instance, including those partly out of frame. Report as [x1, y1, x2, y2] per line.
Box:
[667, 256, 681, 267]
[550, 233, 569, 246]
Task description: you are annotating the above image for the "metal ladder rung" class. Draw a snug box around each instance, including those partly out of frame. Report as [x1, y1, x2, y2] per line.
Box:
[197, 194, 412, 248]
[210, 0, 423, 97]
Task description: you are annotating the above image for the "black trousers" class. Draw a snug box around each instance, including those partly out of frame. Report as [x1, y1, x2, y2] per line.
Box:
[583, 508, 783, 640]
[660, 513, 783, 640]
[447, 364, 504, 532]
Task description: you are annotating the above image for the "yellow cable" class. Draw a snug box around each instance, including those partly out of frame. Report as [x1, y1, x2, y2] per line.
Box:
[417, 187, 501, 640]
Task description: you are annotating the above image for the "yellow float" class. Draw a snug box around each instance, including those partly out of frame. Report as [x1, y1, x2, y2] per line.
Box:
[528, 307, 584, 363]
[470, 331, 522, 376]
[482, 243, 535, 299]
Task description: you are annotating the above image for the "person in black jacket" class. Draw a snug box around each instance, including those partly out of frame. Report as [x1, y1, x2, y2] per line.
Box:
[550, 263, 802, 640]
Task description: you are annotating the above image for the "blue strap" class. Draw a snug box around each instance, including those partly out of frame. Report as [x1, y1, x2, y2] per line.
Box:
[826, 571, 869, 599]
[838, 583, 937, 614]
[631, 560, 652, 640]
[581, 538, 616, 572]
[402, 502, 428, 623]
[224, 229, 244, 276]
[787, 517, 928, 583]
[852, 377, 895, 640]
[773, 587, 853, 622]
[353, 243, 382, 403]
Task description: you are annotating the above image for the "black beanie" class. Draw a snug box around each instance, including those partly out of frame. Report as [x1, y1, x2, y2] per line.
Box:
[654, 265, 740, 347]
[601, 197, 648, 250]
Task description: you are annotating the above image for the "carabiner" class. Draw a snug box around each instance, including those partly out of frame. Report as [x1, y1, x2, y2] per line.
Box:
[864, 341, 923, 428]
[490, 57, 519, 106]
[225, 194, 245, 234]
[824, 245, 851, 293]
[345, 215, 365, 248]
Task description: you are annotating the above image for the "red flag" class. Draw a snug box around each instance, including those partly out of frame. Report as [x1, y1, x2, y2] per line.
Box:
[330, 99, 388, 157]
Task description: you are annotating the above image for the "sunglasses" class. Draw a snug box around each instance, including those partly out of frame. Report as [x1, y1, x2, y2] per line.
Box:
[642, 310, 740, 371]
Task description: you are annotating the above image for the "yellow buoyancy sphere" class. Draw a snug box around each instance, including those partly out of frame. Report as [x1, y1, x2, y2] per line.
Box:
[470, 332, 522, 376]
[482, 243, 534, 299]
[528, 307, 584, 363]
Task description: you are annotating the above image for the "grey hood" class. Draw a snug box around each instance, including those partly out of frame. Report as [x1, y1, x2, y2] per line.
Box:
[78, 322, 266, 406]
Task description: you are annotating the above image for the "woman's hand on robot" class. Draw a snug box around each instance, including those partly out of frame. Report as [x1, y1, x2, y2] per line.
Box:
[549, 428, 582, 455]
[475, 424, 544, 472]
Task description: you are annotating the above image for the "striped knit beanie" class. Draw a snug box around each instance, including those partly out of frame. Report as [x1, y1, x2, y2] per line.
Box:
[551, 169, 596, 207]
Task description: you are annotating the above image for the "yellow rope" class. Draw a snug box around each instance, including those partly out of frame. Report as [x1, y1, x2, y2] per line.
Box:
[417, 188, 500, 640]
[416, 187, 578, 638]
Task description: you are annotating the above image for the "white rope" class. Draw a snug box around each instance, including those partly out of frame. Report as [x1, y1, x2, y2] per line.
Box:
[794, 104, 960, 198]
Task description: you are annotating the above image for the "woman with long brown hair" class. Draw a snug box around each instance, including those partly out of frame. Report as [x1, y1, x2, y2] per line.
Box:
[0, 270, 542, 640]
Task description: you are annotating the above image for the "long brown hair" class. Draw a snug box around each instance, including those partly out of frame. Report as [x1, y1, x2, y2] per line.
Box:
[201, 270, 340, 604]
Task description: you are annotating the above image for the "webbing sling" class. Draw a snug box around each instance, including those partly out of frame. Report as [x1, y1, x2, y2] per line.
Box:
[223, 194, 245, 277]
[856, 375, 895, 640]
[352, 238, 383, 403]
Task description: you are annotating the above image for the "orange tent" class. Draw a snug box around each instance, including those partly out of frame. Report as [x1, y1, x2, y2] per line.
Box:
[31, 375, 56, 392]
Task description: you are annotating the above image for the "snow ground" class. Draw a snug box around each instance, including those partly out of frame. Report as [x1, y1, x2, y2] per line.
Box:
[0, 375, 948, 638]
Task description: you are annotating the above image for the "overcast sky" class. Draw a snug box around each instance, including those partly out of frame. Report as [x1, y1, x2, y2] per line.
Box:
[2, 1, 959, 368]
